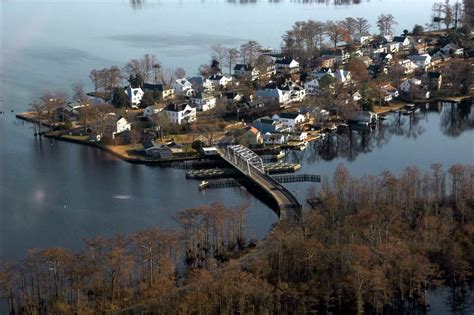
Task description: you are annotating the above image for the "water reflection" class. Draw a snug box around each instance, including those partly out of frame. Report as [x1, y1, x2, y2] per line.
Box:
[225, 0, 363, 3]
[298, 101, 472, 164]
[130, 0, 145, 10]
[130, 0, 366, 5]
[439, 100, 474, 137]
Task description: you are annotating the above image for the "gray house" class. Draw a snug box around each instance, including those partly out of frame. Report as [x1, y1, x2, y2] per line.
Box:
[143, 141, 173, 159]
[254, 117, 287, 133]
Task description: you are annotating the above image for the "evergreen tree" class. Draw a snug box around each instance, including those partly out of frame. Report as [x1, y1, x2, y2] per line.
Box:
[112, 87, 129, 108]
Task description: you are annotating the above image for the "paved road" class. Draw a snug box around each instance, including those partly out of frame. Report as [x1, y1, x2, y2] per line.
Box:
[218, 148, 301, 221]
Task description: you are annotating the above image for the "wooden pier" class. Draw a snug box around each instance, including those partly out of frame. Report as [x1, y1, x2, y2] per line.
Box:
[272, 174, 321, 183]
[265, 162, 301, 174]
[186, 162, 302, 180]
[186, 168, 238, 179]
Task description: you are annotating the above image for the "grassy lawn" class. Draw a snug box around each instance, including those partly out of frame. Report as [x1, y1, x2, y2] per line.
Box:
[373, 102, 405, 114]
[61, 135, 90, 141]
[104, 144, 143, 157]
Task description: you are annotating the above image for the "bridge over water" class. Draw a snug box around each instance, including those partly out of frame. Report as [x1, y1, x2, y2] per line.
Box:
[218, 145, 302, 221]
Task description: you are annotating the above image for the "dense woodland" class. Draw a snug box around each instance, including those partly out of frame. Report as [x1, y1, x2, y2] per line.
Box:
[0, 164, 473, 314]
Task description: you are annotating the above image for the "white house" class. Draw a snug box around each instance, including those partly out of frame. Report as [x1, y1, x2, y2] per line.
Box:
[143, 105, 163, 119]
[441, 43, 464, 56]
[233, 64, 260, 80]
[385, 42, 400, 53]
[352, 91, 362, 101]
[188, 77, 215, 92]
[322, 49, 350, 64]
[124, 86, 144, 108]
[165, 103, 196, 125]
[399, 59, 418, 74]
[408, 54, 432, 70]
[304, 79, 320, 95]
[263, 132, 288, 145]
[256, 87, 290, 104]
[104, 115, 132, 139]
[173, 78, 194, 96]
[333, 70, 351, 84]
[400, 78, 422, 93]
[191, 92, 217, 111]
[208, 74, 233, 88]
[272, 112, 306, 131]
[381, 84, 399, 101]
[356, 34, 372, 45]
[392, 36, 411, 47]
[201, 147, 219, 156]
[289, 86, 306, 102]
[142, 83, 174, 100]
[275, 58, 300, 72]
[289, 131, 308, 142]
[312, 68, 333, 80]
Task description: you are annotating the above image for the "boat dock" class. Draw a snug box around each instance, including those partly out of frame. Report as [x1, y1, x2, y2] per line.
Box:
[186, 162, 302, 179]
[186, 168, 238, 179]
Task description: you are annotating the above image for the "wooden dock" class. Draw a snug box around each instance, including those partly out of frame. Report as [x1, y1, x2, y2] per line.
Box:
[186, 162, 302, 180]
[186, 168, 238, 179]
[265, 162, 301, 174]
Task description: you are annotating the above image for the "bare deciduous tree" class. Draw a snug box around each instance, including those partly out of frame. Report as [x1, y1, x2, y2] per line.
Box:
[210, 44, 226, 71]
[377, 13, 398, 36]
[325, 20, 350, 48]
[124, 54, 160, 83]
[355, 17, 371, 39]
[240, 40, 262, 65]
[224, 48, 240, 75]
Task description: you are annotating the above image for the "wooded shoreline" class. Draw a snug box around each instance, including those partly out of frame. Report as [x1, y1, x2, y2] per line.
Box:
[1, 164, 473, 314]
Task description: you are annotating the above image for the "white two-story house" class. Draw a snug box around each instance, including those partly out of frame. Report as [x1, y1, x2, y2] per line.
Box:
[191, 92, 217, 111]
[208, 74, 233, 89]
[124, 86, 144, 108]
[275, 58, 300, 73]
[165, 103, 197, 124]
[272, 112, 306, 131]
[233, 64, 260, 80]
[408, 54, 432, 70]
[304, 79, 320, 95]
[104, 115, 132, 139]
[173, 78, 195, 96]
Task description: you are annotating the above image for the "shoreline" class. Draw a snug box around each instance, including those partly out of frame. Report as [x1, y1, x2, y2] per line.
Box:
[14, 95, 470, 164]
[16, 113, 201, 165]
[45, 133, 201, 165]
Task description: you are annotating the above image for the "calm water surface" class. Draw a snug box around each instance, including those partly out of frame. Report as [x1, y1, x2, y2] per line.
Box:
[1, 1, 474, 312]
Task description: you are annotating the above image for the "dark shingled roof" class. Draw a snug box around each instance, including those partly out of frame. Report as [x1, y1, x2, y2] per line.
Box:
[280, 112, 301, 119]
[143, 83, 165, 92]
[166, 103, 189, 112]
[234, 64, 253, 71]
[260, 118, 277, 125]
[277, 58, 296, 65]
[393, 36, 408, 43]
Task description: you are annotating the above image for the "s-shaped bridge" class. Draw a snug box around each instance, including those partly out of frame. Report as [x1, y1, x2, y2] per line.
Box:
[218, 145, 302, 221]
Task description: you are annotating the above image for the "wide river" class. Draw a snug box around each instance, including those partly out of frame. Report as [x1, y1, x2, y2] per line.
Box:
[1, 0, 474, 313]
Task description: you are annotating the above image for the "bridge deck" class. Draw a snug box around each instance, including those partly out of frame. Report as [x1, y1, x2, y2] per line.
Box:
[218, 147, 301, 221]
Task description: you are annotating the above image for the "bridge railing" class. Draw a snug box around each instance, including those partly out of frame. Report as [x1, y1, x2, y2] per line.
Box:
[219, 146, 302, 219]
